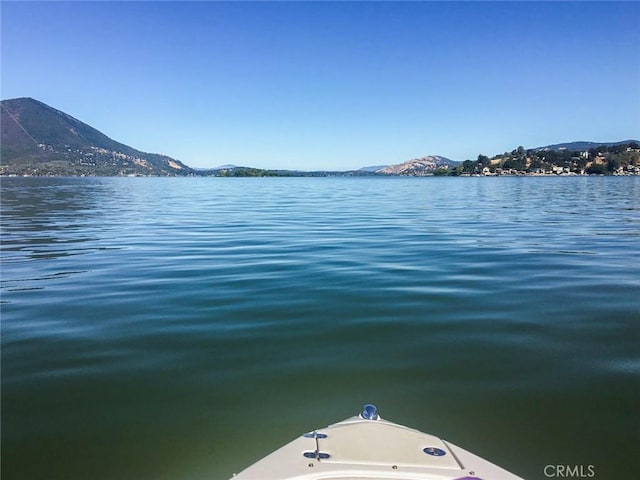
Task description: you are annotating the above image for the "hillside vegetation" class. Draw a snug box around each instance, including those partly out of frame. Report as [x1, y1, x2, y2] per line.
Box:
[1, 98, 192, 176]
[447, 143, 640, 176]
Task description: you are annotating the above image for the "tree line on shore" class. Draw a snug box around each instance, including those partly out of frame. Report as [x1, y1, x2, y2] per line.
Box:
[438, 142, 640, 176]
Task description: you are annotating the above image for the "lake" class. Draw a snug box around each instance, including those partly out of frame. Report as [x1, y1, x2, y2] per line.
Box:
[1, 176, 638, 480]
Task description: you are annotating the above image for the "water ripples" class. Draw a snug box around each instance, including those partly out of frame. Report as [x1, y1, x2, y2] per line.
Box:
[1, 176, 639, 480]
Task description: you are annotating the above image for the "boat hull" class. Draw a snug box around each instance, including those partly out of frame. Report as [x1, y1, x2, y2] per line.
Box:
[230, 408, 524, 480]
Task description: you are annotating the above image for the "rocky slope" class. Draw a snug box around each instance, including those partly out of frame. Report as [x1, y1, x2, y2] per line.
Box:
[377, 155, 457, 176]
[1, 98, 192, 176]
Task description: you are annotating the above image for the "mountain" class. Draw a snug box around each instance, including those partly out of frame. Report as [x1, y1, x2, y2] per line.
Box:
[212, 164, 242, 170]
[536, 140, 640, 152]
[359, 164, 388, 172]
[1, 97, 192, 176]
[376, 155, 457, 176]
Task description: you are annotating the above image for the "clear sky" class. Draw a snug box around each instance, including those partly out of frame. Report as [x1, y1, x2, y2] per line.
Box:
[2, 1, 639, 170]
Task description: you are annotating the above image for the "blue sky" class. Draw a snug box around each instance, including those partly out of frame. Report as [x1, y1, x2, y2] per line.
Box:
[2, 1, 639, 170]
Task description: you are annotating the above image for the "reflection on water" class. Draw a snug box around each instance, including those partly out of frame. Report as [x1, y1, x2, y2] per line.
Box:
[1, 176, 639, 480]
[1, 178, 113, 263]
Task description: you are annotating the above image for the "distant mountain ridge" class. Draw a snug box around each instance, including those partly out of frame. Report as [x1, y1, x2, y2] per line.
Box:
[1, 97, 192, 176]
[2, 97, 636, 177]
[535, 140, 639, 151]
[359, 164, 388, 172]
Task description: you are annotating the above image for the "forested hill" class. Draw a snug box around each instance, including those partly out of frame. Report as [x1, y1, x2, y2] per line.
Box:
[1, 97, 192, 176]
[450, 142, 640, 176]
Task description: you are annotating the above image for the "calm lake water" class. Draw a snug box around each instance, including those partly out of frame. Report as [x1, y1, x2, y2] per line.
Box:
[1, 176, 638, 480]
